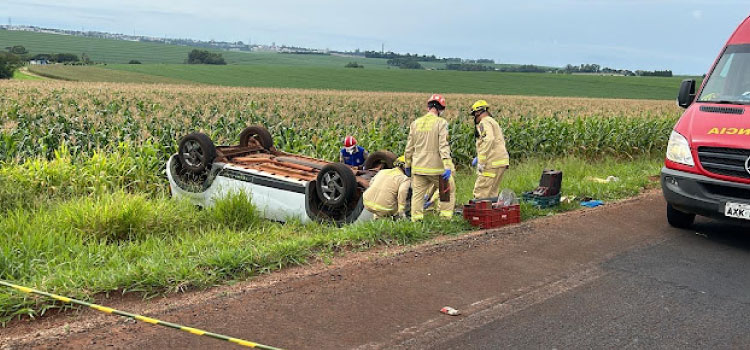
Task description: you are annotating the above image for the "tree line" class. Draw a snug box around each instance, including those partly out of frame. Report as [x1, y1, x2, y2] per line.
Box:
[187, 49, 226, 65]
[561, 63, 672, 77]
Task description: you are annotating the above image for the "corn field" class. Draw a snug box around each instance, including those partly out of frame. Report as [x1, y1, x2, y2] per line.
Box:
[0, 81, 681, 169]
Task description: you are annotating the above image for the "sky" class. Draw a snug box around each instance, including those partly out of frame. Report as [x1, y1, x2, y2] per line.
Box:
[1, 0, 748, 74]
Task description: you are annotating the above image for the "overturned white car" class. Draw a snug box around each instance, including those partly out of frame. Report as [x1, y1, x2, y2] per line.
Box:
[166, 126, 398, 224]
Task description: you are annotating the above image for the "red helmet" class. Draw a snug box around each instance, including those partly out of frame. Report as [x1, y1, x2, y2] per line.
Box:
[427, 94, 446, 108]
[343, 135, 357, 148]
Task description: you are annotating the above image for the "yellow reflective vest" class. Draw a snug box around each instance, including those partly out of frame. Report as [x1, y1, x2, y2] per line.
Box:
[476, 116, 509, 169]
[363, 168, 411, 215]
[404, 113, 454, 176]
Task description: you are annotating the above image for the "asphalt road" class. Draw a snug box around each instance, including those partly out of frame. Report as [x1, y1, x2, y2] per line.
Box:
[435, 217, 750, 350]
[3, 192, 750, 350]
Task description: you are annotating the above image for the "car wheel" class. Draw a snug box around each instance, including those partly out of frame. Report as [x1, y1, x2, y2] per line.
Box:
[178, 133, 216, 174]
[364, 150, 397, 170]
[667, 203, 695, 229]
[316, 163, 357, 207]
[239, 125, 274, 150]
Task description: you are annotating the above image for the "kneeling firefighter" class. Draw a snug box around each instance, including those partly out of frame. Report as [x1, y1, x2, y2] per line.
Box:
[363, 156, 411, 218]
[470, 100, 509, 199]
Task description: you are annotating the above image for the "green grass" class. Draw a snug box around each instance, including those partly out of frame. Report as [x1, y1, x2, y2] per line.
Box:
[0, 153, 662, 323]
[31, 63, 692, 99]
[27, 65, 194, 84]
[11, 69, 44, 80]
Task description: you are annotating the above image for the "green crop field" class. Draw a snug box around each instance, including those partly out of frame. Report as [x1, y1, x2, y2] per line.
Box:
[0, 30, 390, 67]
[29, 63, 690, 100]
[5, 30, 696, 99]
[27, 65, 193, 84]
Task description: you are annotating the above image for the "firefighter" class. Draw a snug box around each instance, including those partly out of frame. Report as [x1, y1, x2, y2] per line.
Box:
[363, 156, 410, 219]
[404, 94, 455, 221]
[340, 135, 368, 168]
[470, 100, 509, 199]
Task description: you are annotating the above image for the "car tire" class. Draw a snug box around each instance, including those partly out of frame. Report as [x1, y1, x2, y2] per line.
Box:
[364, 150, 397, 170]
[239, 125, 274, 150]
[667, 203, 695, 229]
[316, 163, 357, 207]
[178, 132, 216, 174]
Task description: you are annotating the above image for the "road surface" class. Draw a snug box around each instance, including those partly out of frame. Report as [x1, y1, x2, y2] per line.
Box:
[2, 192, 749, 349]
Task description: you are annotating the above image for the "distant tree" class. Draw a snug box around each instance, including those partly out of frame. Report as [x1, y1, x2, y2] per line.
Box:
[499, 64, 548, 73]
[637, 69, 673, 77]
[187, 49, 226, 65]
[51, 53, 79, 63]
[128, 59, 142, 64]
[0, 53, 22, 79]
[387, 57, 422, 69]
[30, 53, 52, 61]
[445, 63, 492, 71]
[9, 45, 27, 55]
[345, 61, 364, 68]
[81, 53, 92, 65]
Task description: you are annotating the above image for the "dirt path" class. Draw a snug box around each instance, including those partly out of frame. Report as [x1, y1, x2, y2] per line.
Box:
[18, 66, 46, 79]
[2, 191, 676, 349]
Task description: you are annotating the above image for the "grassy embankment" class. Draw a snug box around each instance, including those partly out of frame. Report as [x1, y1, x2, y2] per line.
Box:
[0, 152, 662, 324]
[0, 82, 676, 323]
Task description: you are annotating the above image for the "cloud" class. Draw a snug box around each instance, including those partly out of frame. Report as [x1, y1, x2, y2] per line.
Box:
[692, 9, 703, 20]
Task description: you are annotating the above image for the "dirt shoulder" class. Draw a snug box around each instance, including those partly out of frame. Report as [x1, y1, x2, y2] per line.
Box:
[1, 191, 672, 349]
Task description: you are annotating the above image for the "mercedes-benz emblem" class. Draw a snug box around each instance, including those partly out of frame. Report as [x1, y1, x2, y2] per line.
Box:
[746, 156, 750, 175]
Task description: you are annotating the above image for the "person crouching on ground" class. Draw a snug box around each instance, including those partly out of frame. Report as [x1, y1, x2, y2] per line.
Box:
[363, 156, 411, 219]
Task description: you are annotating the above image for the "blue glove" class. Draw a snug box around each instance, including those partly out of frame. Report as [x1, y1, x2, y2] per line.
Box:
[442, 169, 452, 180]
[404, 167, 411, 177]
[471, 157, 478, 167]
[423, 194, 433, 209]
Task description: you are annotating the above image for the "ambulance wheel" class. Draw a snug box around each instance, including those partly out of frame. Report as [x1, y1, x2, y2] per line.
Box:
[239, 125, 274, 150]
[666, 203, 694, 229]
[178, 133, 216, 174]
[316, 163, 357, 207]
[364, 150, 397, 170]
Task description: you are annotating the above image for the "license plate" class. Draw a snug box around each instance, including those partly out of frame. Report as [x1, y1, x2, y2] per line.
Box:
[724, 202, 750, 220]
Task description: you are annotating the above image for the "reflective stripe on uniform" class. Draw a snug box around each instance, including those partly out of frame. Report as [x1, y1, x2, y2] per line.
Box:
[477, 155, 487, 161]
[440, 210, 453, 217]
[398, 205, 405, 213]
[491, 159, 510, 167]
[364, 200, 394, 212]
[413, 167, 445, 175]
[481, 172, 496, 178]
[411, 214, 424, 222]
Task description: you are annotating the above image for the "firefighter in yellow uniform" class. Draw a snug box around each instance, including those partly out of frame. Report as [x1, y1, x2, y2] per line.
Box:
[362, 156, 411, 218]
[470, 100, 509, 199]
[404, 94, 456, 221]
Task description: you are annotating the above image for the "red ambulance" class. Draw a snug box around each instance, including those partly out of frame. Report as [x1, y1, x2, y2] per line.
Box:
[662, 16, 750, 228]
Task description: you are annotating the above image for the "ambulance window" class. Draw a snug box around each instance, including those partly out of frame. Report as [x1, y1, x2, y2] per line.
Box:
[719, 54, 733, 78]
[698, 44, 750, 103]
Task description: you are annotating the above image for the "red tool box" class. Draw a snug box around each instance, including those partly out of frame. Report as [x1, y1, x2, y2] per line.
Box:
[462, 201, 521, 229]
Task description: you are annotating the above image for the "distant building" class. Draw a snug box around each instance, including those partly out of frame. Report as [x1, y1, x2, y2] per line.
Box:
[29, 59, 49, 65]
